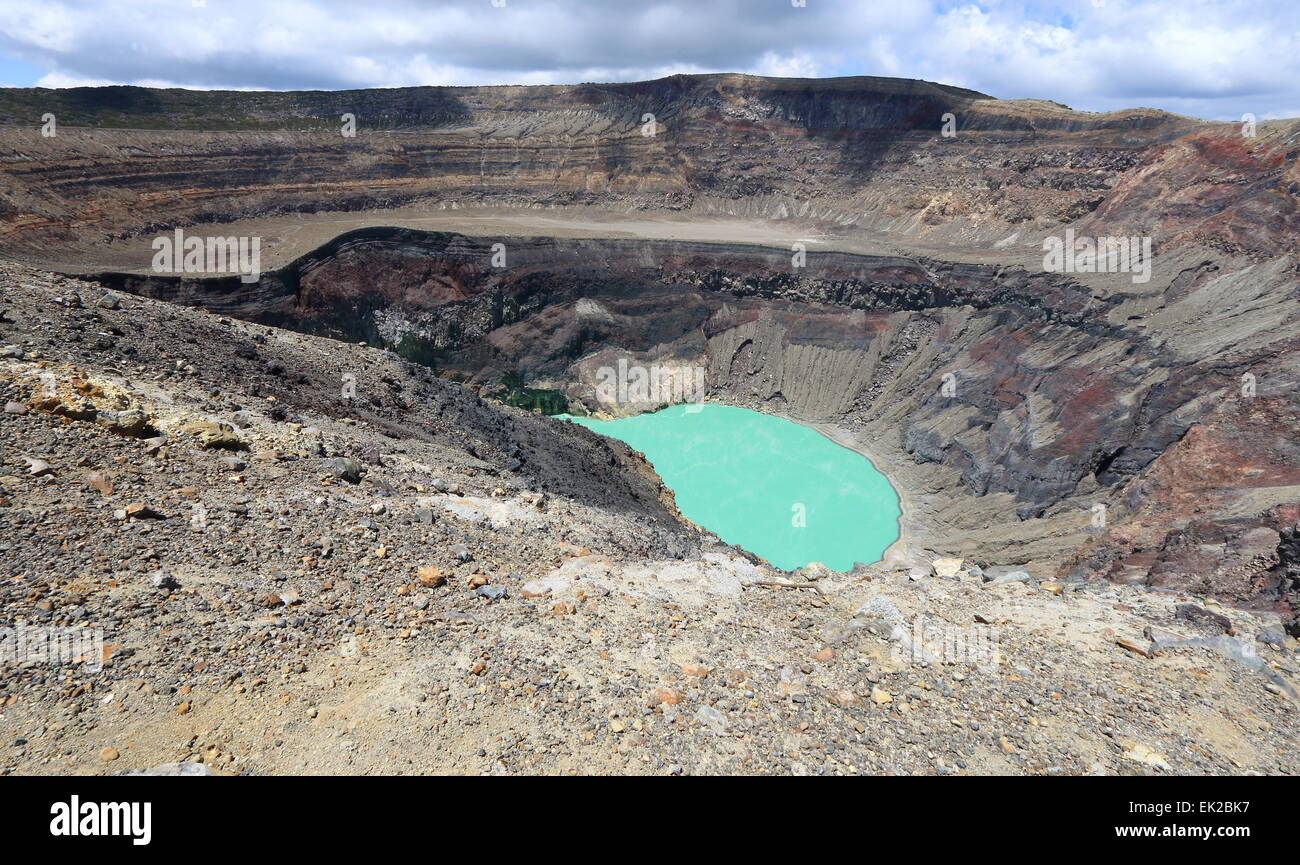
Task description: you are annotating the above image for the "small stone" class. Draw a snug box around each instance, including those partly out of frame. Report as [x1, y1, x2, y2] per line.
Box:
[681, 663, 710, 678]
[694, 705, 728, 734]
[1116, 638, 1152, 659]
[23, 458, 53, 477]
[97, 408, 153, 437]
[321, 456, 364, 483]
[1175, 603, 1234, 635]
[985, 570, 1034, 587]
[1122, 742, 1170, 771]
[931, 557, 963, 578]
[872, 687, 893, 705]
[99, 747, 120, 762]
[181, 421, 248, 451]
[150, 570, 180, 590]
[476, 585, 508, 601]
[417, 566, 446, 588]
[800, 562, 830, 581]
[649, 687, 684, 706]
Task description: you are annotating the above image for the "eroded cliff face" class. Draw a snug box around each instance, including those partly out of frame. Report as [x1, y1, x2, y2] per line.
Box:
[91, 228, 1300, 627]
[3, 74, 1295, 263]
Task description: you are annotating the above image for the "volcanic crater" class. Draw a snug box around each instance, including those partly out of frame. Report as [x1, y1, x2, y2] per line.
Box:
[1, 73, 1298, 776]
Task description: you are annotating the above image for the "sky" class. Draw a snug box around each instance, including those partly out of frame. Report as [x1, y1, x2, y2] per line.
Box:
[0, 0, 1296, 120]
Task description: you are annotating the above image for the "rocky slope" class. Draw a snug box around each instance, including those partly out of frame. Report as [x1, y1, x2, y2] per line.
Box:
[1, 264, 1297, 776]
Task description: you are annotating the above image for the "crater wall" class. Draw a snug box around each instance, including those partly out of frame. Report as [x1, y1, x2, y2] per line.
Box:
[89, 229, 1300, 627]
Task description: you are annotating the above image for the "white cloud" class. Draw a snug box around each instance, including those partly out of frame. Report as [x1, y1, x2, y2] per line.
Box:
[750, 51, 825, 80]
[34, 70, 114, 87]
[0, 0, 1295, 118]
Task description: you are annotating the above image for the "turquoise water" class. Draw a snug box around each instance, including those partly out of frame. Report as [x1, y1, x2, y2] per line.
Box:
[560, 404, 900, 571]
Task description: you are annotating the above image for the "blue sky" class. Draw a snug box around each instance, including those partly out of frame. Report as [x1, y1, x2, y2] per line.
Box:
[0, 54, 39, 85]
[0, 0, 1296, 120]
